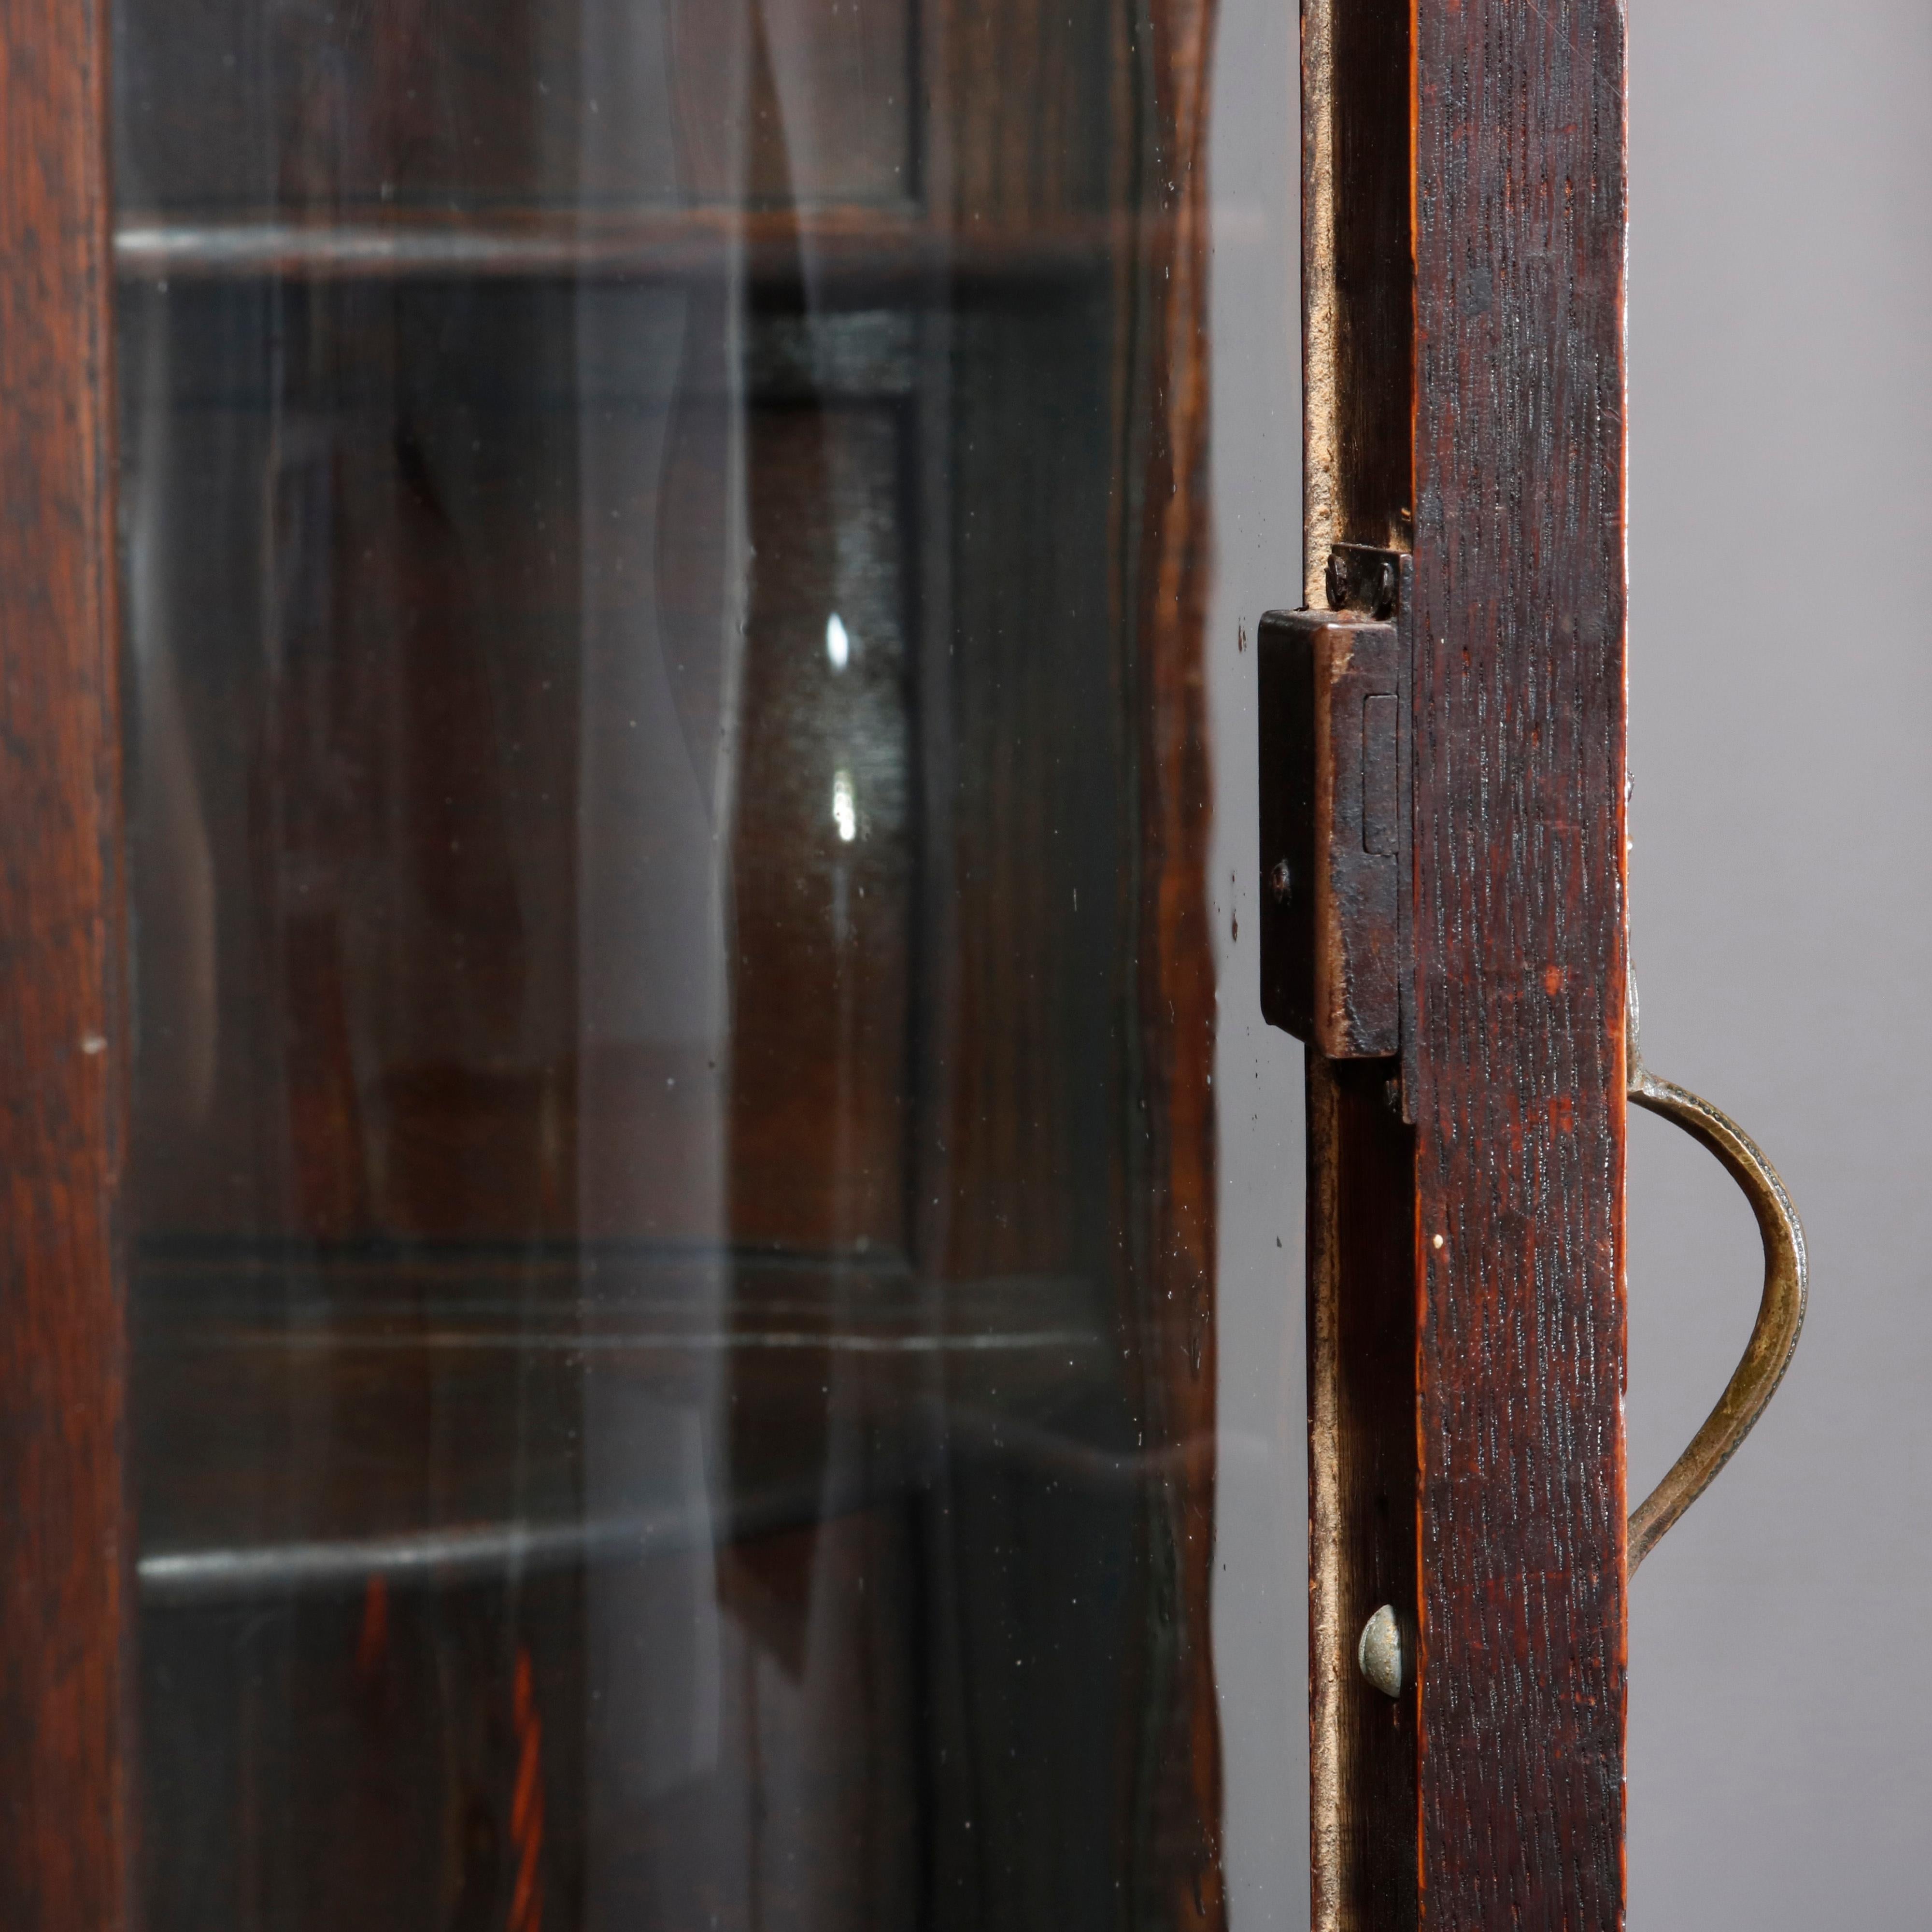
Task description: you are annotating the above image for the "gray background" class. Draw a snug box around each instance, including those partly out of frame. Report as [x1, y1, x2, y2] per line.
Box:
[1204, 1, 1932, 1924]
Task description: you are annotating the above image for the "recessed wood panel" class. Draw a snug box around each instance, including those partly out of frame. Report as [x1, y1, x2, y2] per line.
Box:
[115, 0, 914, 215]
[124, 285, 916, 1255]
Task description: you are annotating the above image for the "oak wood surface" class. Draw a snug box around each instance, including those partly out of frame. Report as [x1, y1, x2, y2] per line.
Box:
[1306, 1059, 1417, 1931]
[0, 0, 131, 1922]
[1298, 0, 1628, 1924]
[1408, 0, 1629, 1916]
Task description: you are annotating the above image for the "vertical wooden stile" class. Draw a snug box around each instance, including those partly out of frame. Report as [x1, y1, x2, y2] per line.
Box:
[0, 0, 132, 1924]
[1299, 0, 1628, 1925]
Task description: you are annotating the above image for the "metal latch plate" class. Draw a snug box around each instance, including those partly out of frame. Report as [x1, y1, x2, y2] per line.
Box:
[1257, 609, 1401, 1056]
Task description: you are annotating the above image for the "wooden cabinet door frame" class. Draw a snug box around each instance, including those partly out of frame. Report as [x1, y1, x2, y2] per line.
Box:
[0, 0, 1631, 1923]
[1297, 0, 1629, 1926]
[0, 0, 133, 1923]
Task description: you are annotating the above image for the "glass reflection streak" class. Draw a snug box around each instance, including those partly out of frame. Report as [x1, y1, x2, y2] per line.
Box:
[116, 0, 1223, 1925]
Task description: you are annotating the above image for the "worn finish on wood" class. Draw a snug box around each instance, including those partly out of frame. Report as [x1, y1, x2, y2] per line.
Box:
[111, 0, 1227, 1922]
[0, 0, 131, 1922]
[1294, 0, 1628, 1923]
[1115, 0, 1224, 1922]
[1257, 612, 1401, 1057]
[1297, 9, 1427, 1926]
[1306, 1058, 1417, 1932]
[1300, 0, 1412, 599]
[112, 207, 1143, 290]
[1407, 0, 1629, 1922]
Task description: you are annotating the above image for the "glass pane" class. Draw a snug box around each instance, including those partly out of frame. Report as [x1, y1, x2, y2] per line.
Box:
[114, 0, 1276, 1925]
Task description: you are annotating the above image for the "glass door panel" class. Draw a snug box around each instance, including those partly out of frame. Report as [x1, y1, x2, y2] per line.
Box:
[115, 2, 1222, 1926]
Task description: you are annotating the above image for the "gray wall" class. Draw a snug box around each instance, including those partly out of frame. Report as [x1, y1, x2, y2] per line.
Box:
[1207, 1, 1932, 1924]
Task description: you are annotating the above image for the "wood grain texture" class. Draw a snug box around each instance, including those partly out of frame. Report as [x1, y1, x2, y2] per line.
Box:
[1117, 0, 1224, 1923]
[1409, 0, 1628, 1923]
[1300, 0, 1412, 599]
[115, 0, 913, 213]
[111, 0, 1228, 1919]
[1297, 0, 1627, 1922]
[1306, 1058, 1417, 1932]
[0, 0, 131, 1922]
[1256, 612, 1401, 1057]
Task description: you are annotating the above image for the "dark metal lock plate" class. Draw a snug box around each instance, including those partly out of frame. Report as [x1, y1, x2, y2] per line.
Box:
[1257, 608, 1402, 1057]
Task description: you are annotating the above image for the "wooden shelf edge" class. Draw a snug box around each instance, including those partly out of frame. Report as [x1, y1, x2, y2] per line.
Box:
[113, 206, 1135, 285]
[137, 1400, 1164, 1607]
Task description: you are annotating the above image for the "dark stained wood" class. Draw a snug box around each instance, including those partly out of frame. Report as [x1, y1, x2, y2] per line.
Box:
[1257, 612, 1401, 1058]
[1301, 0, 1412, 587]
[607, 1509, 923, 1931]
[111, 207, 1142, 289]
[1115, 0, 1222, 1921]
[124, 285, 917, 1253]
[124, 281, 585, 1244]
[1296, 0, 1627, 1924]
[937, 298, 1119, 1291]
[731, 401, 912, 1252]
[112, 0, 1230, 1923]
[917, 288, 1179, 1932]
[114, 0, 913, 214]
[142, 1569, 588, 1930]
[1298, 0, 1631, 1917]
[0, 0, 131, 1921]
[1408, 0, 1628, 1918]
[1325, 0, 1411, 554]
[1307, 1057, 1417, 1932]
[131, 1250, 1117, 1591]
[941, 0, 1118, 226]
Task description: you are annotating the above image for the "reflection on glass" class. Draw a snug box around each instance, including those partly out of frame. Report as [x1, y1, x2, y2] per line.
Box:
[116, 0, 1222, 1925]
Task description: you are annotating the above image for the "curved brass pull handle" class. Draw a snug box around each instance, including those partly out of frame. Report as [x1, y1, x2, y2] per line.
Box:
[1626, 985, 1808, 1574]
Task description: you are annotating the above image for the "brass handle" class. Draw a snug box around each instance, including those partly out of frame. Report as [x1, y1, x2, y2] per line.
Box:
[1626, 982, 1808, 1574]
